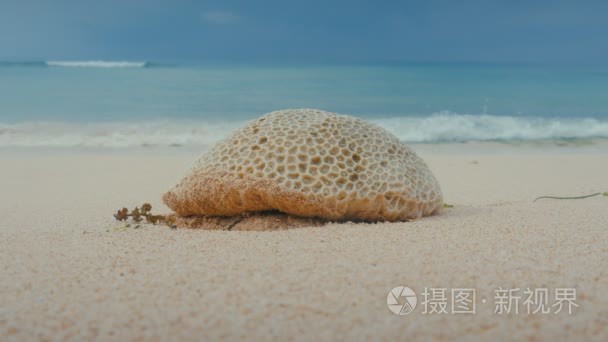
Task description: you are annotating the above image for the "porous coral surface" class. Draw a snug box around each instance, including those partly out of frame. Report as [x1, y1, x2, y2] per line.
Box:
[163, 109, 443, 221]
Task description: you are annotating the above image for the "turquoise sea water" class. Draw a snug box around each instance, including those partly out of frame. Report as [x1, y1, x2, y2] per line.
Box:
[1, 61, 608, 147]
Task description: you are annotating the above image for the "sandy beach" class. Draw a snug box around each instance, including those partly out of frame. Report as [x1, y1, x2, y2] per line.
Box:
[1, 143, 607, 340]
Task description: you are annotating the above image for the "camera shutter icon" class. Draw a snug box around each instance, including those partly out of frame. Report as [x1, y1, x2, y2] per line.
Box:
[387, 286, 417, 315]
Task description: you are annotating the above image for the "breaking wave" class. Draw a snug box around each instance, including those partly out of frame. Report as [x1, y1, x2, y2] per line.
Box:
[45, 60, 148, 68]
[373, 112, 608, 142]
[1, 113, 608, 148]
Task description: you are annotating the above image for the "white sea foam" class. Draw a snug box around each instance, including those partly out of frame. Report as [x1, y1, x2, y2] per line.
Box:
[0, 120, 243, 148]
[373, 112, 608, 142]
[1, 113, 608, 148]
[45, 60, 147, 68]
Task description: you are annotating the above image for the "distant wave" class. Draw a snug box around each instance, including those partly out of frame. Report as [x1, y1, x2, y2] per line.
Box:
[1, 113, 608, 147]
[45, 60, 148, 68]
[0, 60, 171, 69]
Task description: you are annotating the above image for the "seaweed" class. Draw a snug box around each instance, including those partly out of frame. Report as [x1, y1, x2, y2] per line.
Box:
[113, 203, 174, 227]
[534, 192, 607, 202]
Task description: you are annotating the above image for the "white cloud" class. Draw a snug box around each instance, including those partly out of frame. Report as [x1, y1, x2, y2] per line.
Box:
[201, 10, 241, 25]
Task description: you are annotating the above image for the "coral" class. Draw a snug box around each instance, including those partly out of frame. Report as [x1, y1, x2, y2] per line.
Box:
[163, 109, 443, 221]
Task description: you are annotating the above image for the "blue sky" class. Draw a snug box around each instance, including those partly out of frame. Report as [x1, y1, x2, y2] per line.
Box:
[1, 0, 607, 64]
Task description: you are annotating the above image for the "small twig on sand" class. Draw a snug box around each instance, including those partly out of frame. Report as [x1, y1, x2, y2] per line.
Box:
[534, 192, 602, 202]
[225, 216, 245, 231]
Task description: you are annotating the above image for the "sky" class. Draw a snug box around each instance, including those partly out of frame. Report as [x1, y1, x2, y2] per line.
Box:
[1, 0, 607, 64]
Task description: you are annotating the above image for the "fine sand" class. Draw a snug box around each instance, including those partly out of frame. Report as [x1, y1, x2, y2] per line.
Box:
[1, 143, 607, 340]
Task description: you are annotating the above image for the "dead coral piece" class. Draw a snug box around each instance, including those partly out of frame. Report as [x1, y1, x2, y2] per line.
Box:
[163, 109, 443, 222]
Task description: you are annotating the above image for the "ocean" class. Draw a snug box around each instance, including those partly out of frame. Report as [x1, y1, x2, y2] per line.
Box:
[1, 61, 608, 148]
